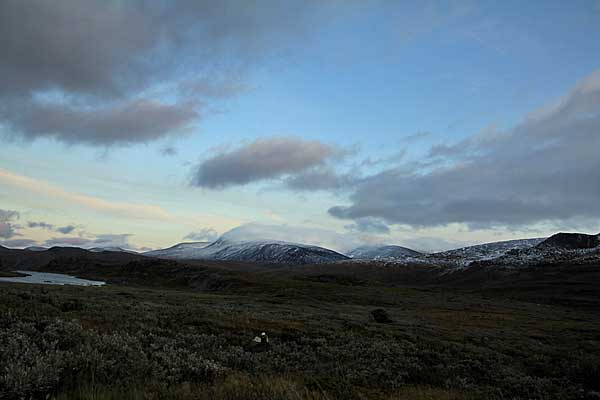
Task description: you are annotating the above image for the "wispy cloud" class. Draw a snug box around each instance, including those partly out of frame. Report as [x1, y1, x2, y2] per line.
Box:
[0, 169, 171, 220]
[184, 228, 219, 242]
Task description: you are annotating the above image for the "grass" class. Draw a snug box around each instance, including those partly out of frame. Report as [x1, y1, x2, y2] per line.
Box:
[1, 261, 599, 399]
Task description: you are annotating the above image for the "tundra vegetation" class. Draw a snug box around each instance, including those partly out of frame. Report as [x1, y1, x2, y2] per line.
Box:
[0, 257, 599, 400]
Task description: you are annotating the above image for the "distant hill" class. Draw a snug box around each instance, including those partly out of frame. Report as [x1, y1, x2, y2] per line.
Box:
[144, 242, 211, 258]
[88, 247, 138, 254]
[25, 246, 48, 252]
[536, 232, 600, 250]
[431, 238, 545, 266]
[0, 246, 143, 271]
[348, 245, 422, 260]
[145, 238, 348, 265]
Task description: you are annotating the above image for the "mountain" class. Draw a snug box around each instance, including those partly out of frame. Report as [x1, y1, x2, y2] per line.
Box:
[348, 245, 422, 260]
[470, 233, 600, 268]
[25, 246, 48, 252]
[0, 246, 144, 272]
[145, 239, 348, 265]
[536, 232, 600, 250]
[345, 238, 545, 267]
[88, 247, 138, 254]
[143, 242, 211, 258]
[430, 238, 545, 266]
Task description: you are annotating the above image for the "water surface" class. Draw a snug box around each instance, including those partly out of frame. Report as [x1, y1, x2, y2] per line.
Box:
[0, 270, 105, 286]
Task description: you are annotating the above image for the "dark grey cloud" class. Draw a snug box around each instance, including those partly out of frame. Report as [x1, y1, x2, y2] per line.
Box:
[56, 225, 76, 235]
[344, 217, 390, 234]
[192, 137, 347, 189]
[27, 221, 77, 235]
[1, 99, 199, 146]
[27, 221, 54, 230]
[0, 209, 20, 239]
[330, 70, 600, 230]
[0, 0, 322, 97]
[0, 0, 330, 146]
[184, 228, 219, 242]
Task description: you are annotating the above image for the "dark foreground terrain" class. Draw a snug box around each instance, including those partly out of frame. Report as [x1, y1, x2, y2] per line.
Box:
[0, 251, 599, 399]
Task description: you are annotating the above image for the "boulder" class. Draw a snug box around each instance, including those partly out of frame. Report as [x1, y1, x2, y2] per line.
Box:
[371, 308, 393, 323]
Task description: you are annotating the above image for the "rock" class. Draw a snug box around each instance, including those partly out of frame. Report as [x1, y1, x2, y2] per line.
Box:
[371, 308, 393, 323]
[245, 332, 271, 353]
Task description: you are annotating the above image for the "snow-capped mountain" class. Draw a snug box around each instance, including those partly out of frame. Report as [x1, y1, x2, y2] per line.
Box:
[143, 242, 212, 258]
[475, 232, 600, 267]
[144, 238, 348, 265]
[345, 239, 545, 267]
[430, 238, 545, 266]
[348, 245, 422, 260]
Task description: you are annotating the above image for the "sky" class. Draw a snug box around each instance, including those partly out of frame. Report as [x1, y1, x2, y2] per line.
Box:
[1, 0, 600, 253]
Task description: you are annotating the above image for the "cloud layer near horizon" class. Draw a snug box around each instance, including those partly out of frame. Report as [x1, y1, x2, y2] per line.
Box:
[329, 71, 600, 231]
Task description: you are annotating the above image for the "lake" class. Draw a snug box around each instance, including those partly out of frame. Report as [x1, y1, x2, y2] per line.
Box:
[0, 271, 105, 286]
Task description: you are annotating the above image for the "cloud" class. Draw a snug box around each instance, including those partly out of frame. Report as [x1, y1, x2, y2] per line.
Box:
[0, 239, 38, 248]
[191, 137, 347, 189]
[1, 99, 199, 146]
[44, 233, 133, 249]
[0, 1, 330, 146]
[219, 222, 383, 254]
[0, 209, 20, 239]
[0, 168, 171, 220]
[284, 166, 358, 191]
[180, 76, 249, 99]
[184, 228, 219, 242]
[398, 236, 469, 253]
[344, 217, 390, 234]
[56, 225, 76, 235]
[27, 221, 77, 235]
[161, 146, 178, 157]
[329, 70, 600, 230]
[91, 234, 132, 248]
[44, 237, 92, 248]
[27, 221, 54, 230]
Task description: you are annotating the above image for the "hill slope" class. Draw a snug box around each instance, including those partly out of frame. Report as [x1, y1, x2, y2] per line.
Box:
[348, 245, 422, 260]
[145, 239, 349, 265]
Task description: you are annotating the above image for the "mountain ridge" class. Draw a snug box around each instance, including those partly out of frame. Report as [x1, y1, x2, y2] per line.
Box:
[144, 238, 348, 265]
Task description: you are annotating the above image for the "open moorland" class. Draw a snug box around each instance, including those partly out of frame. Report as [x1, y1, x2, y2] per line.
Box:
[1, 248, 599, 400]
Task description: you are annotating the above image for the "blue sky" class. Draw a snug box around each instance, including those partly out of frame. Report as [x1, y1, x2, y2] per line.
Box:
[1, 0, 600, 252]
